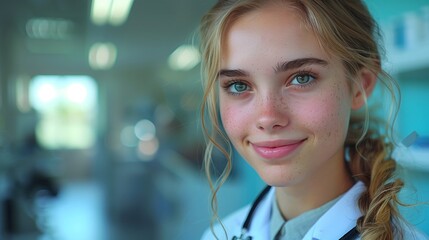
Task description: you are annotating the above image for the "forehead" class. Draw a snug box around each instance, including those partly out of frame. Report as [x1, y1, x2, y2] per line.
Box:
[221, 4, 330, 69]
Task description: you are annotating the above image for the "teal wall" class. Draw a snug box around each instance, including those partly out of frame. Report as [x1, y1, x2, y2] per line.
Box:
[397, 72, 429, 137]
[364, 1, 429, 236]
[365, 0, 428, 23]
[399, 168, 429, 235]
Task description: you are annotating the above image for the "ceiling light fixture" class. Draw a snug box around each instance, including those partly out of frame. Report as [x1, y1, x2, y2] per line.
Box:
[168, 44, 201, 71]
[91, 0, 134, 26]
[26, 18, 74, 39]
[88, 42, 117, 70]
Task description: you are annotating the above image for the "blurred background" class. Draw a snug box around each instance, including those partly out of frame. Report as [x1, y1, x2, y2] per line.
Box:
[0, 0, 428, 239]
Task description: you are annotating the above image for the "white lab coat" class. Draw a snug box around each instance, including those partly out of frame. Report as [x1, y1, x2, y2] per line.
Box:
[201, 181, 428, 240]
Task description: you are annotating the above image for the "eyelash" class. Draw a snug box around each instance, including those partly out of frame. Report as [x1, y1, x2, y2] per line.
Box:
[222, 80, 250, 96]
[221, 70, 318, 96]
[288, 70, 317, 88]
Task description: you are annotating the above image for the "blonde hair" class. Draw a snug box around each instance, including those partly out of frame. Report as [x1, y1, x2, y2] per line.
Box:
[199, 0, 403, 239]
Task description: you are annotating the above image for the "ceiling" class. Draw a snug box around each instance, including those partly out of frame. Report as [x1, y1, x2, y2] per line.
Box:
[0, 0, 216, 75]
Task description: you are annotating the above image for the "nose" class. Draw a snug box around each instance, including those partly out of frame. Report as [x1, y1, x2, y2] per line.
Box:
[255, 94, 289, 132]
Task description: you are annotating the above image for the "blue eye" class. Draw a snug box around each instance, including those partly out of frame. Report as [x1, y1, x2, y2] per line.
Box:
[290, 74, 315, 86]
[228, 81, 249, 94]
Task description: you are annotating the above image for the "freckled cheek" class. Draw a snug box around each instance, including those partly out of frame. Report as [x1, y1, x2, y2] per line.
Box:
[220, 103, 252, 139]
[296, 93, 350, 138]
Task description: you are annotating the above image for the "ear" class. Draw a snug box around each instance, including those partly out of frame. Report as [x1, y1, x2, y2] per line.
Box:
[351, 68, 377, 110]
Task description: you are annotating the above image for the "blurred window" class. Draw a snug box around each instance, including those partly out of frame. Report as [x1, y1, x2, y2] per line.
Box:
[29, 75, 97, 149]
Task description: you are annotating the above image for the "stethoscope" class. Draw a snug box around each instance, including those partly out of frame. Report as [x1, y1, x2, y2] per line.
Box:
[232, 186, 360, 240]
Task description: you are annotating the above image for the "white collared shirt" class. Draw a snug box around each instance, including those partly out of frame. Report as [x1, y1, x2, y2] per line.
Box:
[201, 181, 428, 240]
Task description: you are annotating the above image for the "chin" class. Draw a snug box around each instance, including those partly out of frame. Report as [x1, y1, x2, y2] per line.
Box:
[257, 169, 300, 188]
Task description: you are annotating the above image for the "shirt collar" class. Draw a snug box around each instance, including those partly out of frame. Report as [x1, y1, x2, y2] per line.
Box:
[270, 190, 343, 239]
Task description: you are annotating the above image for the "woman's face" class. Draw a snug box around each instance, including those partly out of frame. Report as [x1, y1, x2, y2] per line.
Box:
[219, 4, 355, 187]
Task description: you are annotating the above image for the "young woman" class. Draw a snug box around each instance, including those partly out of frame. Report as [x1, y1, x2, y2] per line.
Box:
[199, 0, 428, 240]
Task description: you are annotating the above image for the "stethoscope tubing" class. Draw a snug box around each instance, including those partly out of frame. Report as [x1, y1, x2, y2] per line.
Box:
[242, 185, 272, 231]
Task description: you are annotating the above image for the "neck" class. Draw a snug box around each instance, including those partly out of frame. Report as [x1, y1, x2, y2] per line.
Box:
[275, 158, 354, 220]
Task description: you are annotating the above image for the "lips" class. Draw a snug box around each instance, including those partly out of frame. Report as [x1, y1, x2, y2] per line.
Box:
[251, 139, 306, 160]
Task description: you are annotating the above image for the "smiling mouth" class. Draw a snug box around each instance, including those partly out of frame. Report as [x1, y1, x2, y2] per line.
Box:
[251, 139, 306, 160]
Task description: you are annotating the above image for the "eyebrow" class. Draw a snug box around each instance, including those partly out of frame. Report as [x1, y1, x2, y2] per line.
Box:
[274, 58, 328, 73]
[217, 57, 328, 78]
[218, 69, 250, 78]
